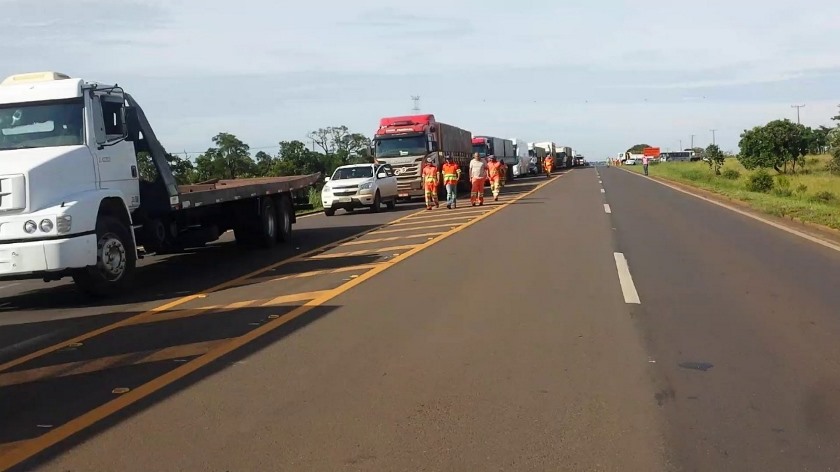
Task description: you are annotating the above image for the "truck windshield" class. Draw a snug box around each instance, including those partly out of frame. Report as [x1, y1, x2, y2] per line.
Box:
[375, 136, 426, 158]
[332, 166, 373, 180]
[472, 145, 488, 157]
[0, 100, 85, 151]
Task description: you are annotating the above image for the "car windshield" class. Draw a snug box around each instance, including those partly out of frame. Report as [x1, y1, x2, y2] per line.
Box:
[0, 100, 85, 151]
[375, 136, 426, 158]
[332, 166, 373, 180]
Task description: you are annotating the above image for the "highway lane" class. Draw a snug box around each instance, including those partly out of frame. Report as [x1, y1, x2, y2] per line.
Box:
[0, 174, 570, 470]
[600, 166, 840, 471]
[25, 166, 671, 472]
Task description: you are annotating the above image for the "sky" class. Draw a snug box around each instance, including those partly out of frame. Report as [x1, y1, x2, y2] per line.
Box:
[2, 0, 840, 159]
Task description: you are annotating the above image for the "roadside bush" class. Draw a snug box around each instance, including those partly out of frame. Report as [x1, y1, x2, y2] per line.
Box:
[775, 175, 791, 190]
[308, 186, 322, 208]
[809, 191, 837, 204]
[746, 170, 774, 193]
[682, 169, 706, 182]
[721, 168, 741, 180]
[773, 188, 793, 197]
[795, 184, 808, 195]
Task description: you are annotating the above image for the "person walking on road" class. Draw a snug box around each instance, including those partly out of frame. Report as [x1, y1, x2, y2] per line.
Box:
[543, 154, 555, 178]
[487, 155, 503, 201]
[642, 155, 650, 176]
[422, 156, 440, 210]
[469, 152, 487, 206]
[441, 153, 461, 209]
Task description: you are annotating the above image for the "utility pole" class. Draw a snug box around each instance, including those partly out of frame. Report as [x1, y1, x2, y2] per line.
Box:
[690, 134, 695, 150]
[710, 129, 717, 146]
[411, 95, 421, 113]
[791, 104, 805, 124]
[679, 139, 683, 151]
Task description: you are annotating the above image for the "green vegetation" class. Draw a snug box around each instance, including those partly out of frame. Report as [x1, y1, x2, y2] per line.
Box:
[626, 156, 840, 230]
[623, 106, 840, 230]
[137, 125, 372, 212]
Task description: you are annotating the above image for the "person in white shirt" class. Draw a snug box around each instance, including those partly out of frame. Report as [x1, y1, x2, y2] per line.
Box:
[468, 152, 488, 206]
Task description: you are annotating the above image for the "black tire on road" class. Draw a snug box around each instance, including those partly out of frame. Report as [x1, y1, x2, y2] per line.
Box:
[370, 191, 381, 213]
[324, 208, 335, 216]
[72, 215, 137, 298]
[386, 197, 396, 210]
[255, 197, 278, 248]
[276, 195, 293, 243]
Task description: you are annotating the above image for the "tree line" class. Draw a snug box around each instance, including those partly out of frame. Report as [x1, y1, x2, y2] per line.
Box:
[138, 125, 374, 185]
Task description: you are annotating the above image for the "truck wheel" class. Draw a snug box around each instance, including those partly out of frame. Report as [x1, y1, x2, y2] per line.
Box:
[256, 197, 278, 248]
[72, 215, 136, 297]
[370, 191, 381, 213]
[276, 195, 292, 243]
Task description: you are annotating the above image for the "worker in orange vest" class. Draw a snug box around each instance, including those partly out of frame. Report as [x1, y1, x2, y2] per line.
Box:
[499, 159, 508, 186]
[422, 156, 440, 210]
[441, 154, 461, 209]
[543, 154, 554, 177]
[487, 155, 503, 201]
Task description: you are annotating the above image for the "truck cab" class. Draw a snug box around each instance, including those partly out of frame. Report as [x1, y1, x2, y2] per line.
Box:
[0, 71, 139, 292]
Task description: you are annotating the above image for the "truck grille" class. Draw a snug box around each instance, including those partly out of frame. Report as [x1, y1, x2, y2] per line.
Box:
[0, 175, 26, 212]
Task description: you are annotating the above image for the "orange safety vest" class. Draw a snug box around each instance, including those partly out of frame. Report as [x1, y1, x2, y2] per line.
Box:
[441, 162, 461, 185]
[422, 165, 439, 185]
[544, 157, 554, 169]
[487, 161, 502, 180]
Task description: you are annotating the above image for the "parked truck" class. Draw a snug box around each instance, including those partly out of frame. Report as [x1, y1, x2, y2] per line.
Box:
[509, 138, 529, 178]
[472, 136, 516, 182]
[527, 142, 548, 175]
[0, 71, 319, 296]
[373, 114, 472, 199]
[556, 146, 574, 168]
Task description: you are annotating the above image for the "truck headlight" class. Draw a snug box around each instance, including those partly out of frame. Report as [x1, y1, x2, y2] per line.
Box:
[24, 220, 37, 233]
[57, 215, 72, 234]
[39, 219, 54, 233]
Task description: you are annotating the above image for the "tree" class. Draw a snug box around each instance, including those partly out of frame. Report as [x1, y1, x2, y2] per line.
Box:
[831, 104, 840, 122]
[273, 140, 326, 176]
[626, 144, 651, 154]
[737, 119, 809, 174]
[704, 144, 725, 175]
[828, 128, 840, 175]
[255, 151, 275, 177]
[193, 132, 256, 181]
[136, 151, 195, 184]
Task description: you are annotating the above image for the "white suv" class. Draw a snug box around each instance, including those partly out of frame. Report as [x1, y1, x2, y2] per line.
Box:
[322, 163, 399, 216]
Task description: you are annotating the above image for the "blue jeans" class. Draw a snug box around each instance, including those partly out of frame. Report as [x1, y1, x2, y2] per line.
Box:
[446, 183, 457, 205]
[643, 163, 649, 175]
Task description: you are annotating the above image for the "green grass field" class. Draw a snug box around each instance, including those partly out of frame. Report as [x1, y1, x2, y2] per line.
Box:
[623, 155, 840, 230]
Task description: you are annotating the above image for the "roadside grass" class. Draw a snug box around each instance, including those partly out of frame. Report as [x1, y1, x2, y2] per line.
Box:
[295, 186, 323, 215]
[624, 155, 840, 230]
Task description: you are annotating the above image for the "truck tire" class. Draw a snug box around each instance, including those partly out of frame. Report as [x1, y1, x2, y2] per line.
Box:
[276, 195, 292, 243]
[370, 191, 381, 213]
[72, 215, 136, 297]
[256, 197, 278, 248]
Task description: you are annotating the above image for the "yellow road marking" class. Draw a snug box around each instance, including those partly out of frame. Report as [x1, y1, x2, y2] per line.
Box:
[373, 223, 461, 235]
[0, 442, 27, 457]
[404, 208, 489, 220]
[0, 340, 227, 389]
[0, 174, 568, 470]
[308, 244, 418, 260]
[270, 263, 383, 282]
[0, 207, 427, 375]
[388, 214, 478, 227]
[261, 290, 332, 307]
[339, 232, 445, 246]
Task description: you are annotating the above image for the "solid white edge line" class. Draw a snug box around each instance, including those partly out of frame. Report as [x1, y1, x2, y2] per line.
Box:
[613, 252, 641, 304]
[604, 204, 611, 213]
[618, 168, 840, 253]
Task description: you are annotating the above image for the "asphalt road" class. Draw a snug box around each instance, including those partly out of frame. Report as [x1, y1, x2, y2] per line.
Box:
[1, 166, 839, 471]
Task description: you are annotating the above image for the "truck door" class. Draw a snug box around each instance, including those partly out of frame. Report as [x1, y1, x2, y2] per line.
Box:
[91, 93, 141, 212]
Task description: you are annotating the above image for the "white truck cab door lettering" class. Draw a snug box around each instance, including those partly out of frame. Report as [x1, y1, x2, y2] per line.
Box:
[90, 93, 141, 211]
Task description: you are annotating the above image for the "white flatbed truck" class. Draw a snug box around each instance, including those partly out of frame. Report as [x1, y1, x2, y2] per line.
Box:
[0, 71, 319, 297]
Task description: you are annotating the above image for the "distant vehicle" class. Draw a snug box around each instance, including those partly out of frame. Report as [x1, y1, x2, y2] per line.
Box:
[472, 136, 516, 182]
[659, 151, 695, 162]
[509, 138, 530, 178]
[322, 163, 398, 216]
[556, 146, 574, 168]
[534, 141, 557, 172]
[527, 143, 547, 174]
[373, 114, 472, 200]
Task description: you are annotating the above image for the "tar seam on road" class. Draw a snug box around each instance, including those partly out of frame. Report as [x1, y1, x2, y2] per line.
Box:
[604, 204, 612, 214]
[0, 207, 430, 376]
[617, 168, 840, 253]
[0, 172, 570, 471]
[613, 252, 641, 304]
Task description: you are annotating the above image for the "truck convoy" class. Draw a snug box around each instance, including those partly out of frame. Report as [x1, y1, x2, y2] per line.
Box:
[509, 138, 529, 178]
[0, 71, 319, 296]
[373, 114, 472, 199]
[471, 136, 516, 182]
[527, 143, 548, 174]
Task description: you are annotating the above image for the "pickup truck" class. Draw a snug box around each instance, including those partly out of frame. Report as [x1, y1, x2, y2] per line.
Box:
[0, 71, 319, 296]
[321, 163, 398, 216]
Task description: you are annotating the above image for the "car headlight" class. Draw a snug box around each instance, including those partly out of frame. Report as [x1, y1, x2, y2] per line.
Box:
[359, 182, 372, 190]
[57, 215, 72, 234]
[39, 219, 54, 233]
[323, 185, 331, 192]
[24, 220, 37, 234]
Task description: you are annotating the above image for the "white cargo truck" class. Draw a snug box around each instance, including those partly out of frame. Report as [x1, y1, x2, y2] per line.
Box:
[0, 72, 319, 296]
